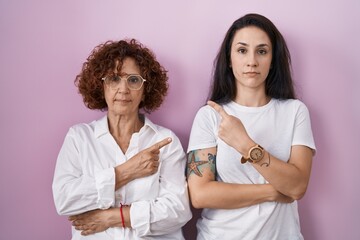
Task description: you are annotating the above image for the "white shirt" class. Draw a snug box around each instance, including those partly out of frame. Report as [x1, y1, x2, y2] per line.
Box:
[53, 115, 192, 239]
[187, 99, 316, 240]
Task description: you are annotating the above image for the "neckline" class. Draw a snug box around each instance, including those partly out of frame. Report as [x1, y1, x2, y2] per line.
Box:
[228, 98, 274, 113]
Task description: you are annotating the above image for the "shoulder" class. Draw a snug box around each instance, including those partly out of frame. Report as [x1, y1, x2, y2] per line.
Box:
[68, 123, 90, 134]
[153, 124, 177, 138]
[272, 99, 312, 124]
[145, 120, 185, 155]
[194, 104, 221, 122]
[273, 99, 309, 112]
[66, 118, 103, 139]
[144, 117, 179, 140]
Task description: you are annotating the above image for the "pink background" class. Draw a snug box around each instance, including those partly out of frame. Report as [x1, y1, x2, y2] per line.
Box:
[1, 0, 359, 239]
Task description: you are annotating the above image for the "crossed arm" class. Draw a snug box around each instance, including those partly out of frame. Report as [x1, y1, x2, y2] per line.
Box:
[68, 207, 127, 235]
[186, 101, 313, 209]
[187, 147, 295, 209]
[64, 138, 172, 236]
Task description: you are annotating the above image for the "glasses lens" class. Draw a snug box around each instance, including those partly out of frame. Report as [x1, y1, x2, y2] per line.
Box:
[127, 75, 143, 90]
[105, 75, 120, 89]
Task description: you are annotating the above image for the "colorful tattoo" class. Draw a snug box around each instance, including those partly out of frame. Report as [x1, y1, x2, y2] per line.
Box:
[187, 151, 216, 178]
[208, 153, 217, 175]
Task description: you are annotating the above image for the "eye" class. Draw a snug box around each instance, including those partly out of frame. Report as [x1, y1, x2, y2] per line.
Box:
[109, 75, 120, 82]
[237, 48, 247, 54]
[258, 49, 268, 55]
[128, 75, 141, 84]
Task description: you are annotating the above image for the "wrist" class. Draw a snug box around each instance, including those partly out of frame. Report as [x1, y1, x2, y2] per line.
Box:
[253, 151, 271, 167]
[115, 164, 135, 188]
[122, 205, 131, 228]
[240, 143, 264, 164]
[108, 208, 121, 227]
[238, 140, 256, 157]
[265, 184, 278, 202]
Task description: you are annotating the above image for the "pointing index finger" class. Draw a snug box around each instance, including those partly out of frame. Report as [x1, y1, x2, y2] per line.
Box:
[207, 100, 228, 118]
[150, 137, 172, 152]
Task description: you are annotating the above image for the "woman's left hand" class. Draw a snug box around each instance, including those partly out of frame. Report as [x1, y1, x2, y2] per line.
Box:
[208, 101, 254, 155]
[68, 208, 118, 236]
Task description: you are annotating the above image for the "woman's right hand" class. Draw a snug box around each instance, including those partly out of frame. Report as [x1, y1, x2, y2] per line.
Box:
[69, 208, 119, 236]
[115, 138, 172, 188]
[207, 101, 255, 156]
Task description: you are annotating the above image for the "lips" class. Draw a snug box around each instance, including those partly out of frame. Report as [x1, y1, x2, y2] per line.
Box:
[244, 72, 259, 77]
[114, 99, 131, 103]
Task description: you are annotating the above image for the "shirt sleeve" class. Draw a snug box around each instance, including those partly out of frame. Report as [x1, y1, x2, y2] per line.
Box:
[129, 132, 192, 237]
[52, 127, 115, 215]
[187, 105, 219, 153]
[292, 101, 316, 153]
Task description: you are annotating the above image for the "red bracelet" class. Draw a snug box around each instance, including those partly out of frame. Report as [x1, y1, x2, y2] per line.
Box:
[120, 203, 125, 228]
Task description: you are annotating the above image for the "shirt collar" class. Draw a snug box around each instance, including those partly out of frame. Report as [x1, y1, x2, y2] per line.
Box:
[94, 115, 110, 138]
[93, 114, 159, 138]
[142, 115, 159, 134]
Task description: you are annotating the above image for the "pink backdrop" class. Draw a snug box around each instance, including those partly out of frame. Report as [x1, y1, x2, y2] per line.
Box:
[1, 0, 359, 239]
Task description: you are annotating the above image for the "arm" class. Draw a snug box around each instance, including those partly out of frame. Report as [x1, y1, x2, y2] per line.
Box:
[70, 135, 192, 237]
[251, 146, 312, 200]
[114, 138, 172, 189]
[129, 133, 192, 237]
[208, 100, 314, 200]
[187, 147, 293, 209]
[69, 206, 131, 236]
[52, 128, 115, 215]
[53, 128, 171, 216]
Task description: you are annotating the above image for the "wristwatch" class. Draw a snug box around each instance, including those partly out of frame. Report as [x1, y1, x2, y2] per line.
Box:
[241, 144, 265, 164]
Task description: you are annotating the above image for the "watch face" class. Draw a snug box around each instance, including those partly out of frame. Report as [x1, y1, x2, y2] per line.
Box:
[250, 147, 263, 161]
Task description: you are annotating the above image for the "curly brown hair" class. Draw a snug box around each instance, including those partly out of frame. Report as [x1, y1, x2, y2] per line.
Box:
[75, 39, 168, 112]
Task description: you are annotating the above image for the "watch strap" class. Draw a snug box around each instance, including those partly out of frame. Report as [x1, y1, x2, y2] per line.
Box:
[240, 144, 264, 164]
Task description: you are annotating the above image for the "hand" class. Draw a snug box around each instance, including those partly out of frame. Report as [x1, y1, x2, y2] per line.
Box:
[68, 208, 118, 236]
[207, 101, 253, 155]
[120, 137, 172, 181]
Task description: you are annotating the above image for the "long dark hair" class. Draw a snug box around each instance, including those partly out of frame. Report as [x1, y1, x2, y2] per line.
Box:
[209, 13, 295, 103]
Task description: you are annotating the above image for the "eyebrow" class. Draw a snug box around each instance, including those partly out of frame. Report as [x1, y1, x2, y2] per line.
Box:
[236, 42, 270, 48]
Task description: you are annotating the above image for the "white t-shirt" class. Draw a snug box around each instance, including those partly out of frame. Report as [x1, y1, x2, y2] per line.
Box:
[53, 115, 192, 240]
[187, 99, 316, 240]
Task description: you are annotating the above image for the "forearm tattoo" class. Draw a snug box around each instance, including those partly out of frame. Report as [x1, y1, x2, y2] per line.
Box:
[260, 152, 271, 167]
[187, 151, 216, 178]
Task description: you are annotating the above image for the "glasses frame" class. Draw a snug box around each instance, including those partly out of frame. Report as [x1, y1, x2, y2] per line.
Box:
[101, 74, 147, 91]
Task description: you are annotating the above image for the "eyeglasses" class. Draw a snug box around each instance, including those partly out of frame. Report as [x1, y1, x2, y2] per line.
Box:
[101, 74, 146, 90]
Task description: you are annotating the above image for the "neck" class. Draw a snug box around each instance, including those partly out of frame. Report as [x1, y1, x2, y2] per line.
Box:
[107, 112, 142, 137]
[107, 112, 144, 153]
[234, 87, 270, 107]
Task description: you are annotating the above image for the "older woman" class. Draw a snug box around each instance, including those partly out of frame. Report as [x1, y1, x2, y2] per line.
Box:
[53, 39, 192, 239]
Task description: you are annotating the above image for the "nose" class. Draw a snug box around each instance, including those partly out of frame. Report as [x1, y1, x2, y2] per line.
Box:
[115, 77, 129, 93]
[246, 52, 258, 67]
